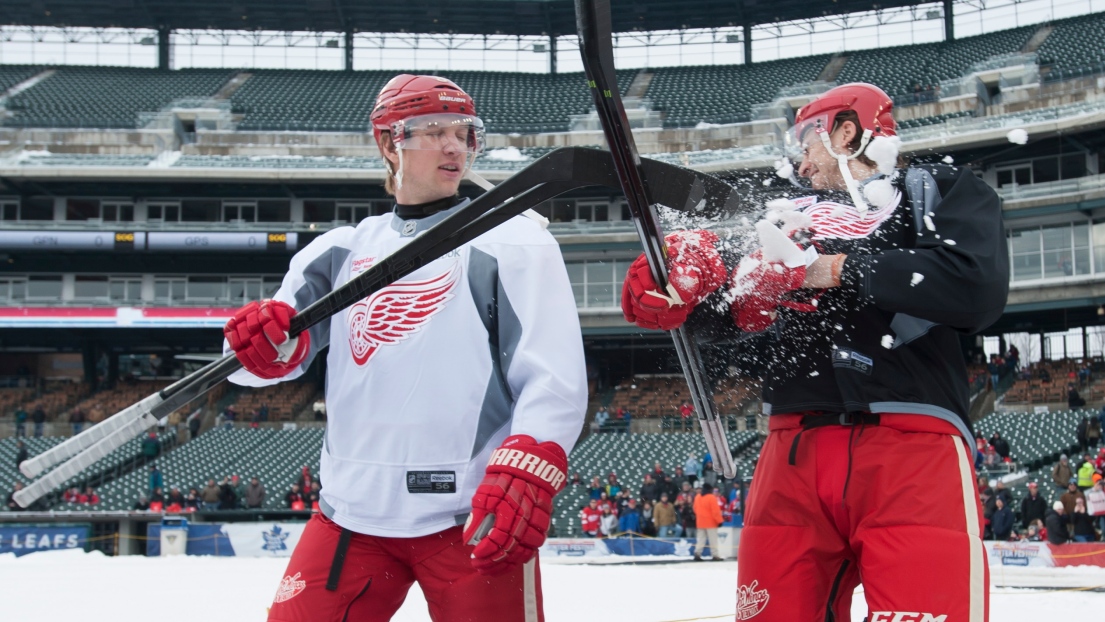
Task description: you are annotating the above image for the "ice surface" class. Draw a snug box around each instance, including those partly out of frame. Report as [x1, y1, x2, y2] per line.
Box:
[1007, 128, 1029, 145]
[1, 549, 1103, 621]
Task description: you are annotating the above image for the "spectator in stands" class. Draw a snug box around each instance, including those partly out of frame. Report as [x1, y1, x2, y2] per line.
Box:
[595, 491, 615, 515]
[587, 476, 604, 500]
[620, 407, 632, 433]
[684, 453, 700, 484]
[1061, 479, 1086, 516]
[312, 398, 325, 421]
[693, 483, 724, 561]
[580, 499, 602, 537]
[132, 495, 150, 512]
[150, 486, 165, 506]
[1021, 523, 1042, 542]
[141, 432, 160, 463]
[1006, 345, 1019, 372]
[640, 501, 656, 537]
[166, 486, 186, 509]
[148, 465, 163, 493]
[1089, 416, 1102, 449]
[676, 481, 696, 506]
[69, 407, 85, 435]
[661, 474, 678, 501]
[987, 356, 1001, 390]
[1070, 386, 1088, 410]
[284, 483, 304, 510]
[14, 440, 28, 470]
[6, 482, 25, 511]
[569, 473, 582, 487]
[259, 403, 269, 423]
[1020, 482, 1048, 529]
[14, 406, 27, 437]
[187, 410, 202, 441]
[593, 406, 609, 432]
[300, 466, 313, 492]
[701, 459, 718, 489]
[31, 406, 45, 437]
[62, 487, 79, 503]
[77, 486, 100, 505]
[184, 488, 201, 512]
[651, 461, 666, 482]
[678, 498, 696, 540]
[1052, 454, 1074, 491]
[990, 497, 1014, 541]
[605, 472, 621, 497]
[1071, 498, 1097, 543]
[615, 490, 631, 515]
[201, 479, 221, 511]
[1045, 501, 1070, 544]
[672, 466, 689, 490]
[599, 505, 618, 538]
[977, 477, 993, 517]
[639, 474, 660, 502]
[1078, 416, 1092, 453]
[1078, 454, 1096, 490]
[988, 432, 1010, 461]
[618, 498, 641, 534]
[679, 402, 693, 421]
[218, 476, 240, 510]
[655, 493, 678, 537]
[241, 477, 264, 508]
[250, 410, 261, 429]
[984, 480, 1012, 519]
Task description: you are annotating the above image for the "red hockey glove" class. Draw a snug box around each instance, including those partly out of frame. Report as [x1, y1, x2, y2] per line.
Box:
[621, 230, 728, 331]
[224, 300, 310, 379]
[729, 221, 820, 333]
[463, 434, 568, 575]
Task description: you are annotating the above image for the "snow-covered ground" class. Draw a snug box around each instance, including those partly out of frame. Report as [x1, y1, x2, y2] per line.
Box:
[1, 550, 1103, 621]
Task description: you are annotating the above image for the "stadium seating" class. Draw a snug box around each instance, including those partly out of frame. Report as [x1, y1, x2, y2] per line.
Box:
[1038, 12, 1105, 79]
[172, 154, 381, 169]
[21, 381, 87, 421]
[87, 426, 323, 511]
[3, 66, 233, 129]
[226, 381, 320, 421]
[0, 65, 44, 93]
[607, 374, 760, 418]
[17, 154, 155, 167]
[550, 430, 760, 536]
[646, 55, 832, 127]
[896, 110, 975, 130]
[0, 435, 64, 497]
[973, 409, 1084, 470]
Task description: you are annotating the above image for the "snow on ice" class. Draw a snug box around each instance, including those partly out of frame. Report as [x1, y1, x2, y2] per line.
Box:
[1, 549, 1103, 622]
[484, 147, 528, 161]
[1007, 128, 1029, 145]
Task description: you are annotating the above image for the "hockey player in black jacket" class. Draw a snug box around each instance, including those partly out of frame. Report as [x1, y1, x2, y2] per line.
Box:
[621, 83, 1007, 621]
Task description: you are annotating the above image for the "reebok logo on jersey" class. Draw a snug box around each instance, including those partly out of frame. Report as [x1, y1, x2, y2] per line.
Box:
[736, 580, 769, 619]
[273, 572, 306, 603]
[802, 188, 900, 240]
[869, 613, 948, 622]
[488, 448, 566, 490]
[347, 264, 460, 366]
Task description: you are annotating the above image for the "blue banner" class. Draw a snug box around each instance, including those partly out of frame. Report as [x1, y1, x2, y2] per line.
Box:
[146, 523, 234, 556]
[0, 524, 90, 557]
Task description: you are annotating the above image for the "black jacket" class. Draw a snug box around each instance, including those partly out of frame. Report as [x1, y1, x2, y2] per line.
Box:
[991, 506, 1015, 540]
[697, 165, 1008, 440]
[1021, 494, 1048, 529]
[1071, 511, 1096, 538]
[1045, 510, 1070, 544]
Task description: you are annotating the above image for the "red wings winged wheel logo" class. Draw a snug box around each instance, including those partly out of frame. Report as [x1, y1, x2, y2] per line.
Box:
[803, 187, 901, 240]
[347, 263, 461, 366]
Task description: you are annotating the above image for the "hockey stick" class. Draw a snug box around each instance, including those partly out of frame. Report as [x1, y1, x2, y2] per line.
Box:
[576, 0, 737, 478]
[15, 147, 740, 507]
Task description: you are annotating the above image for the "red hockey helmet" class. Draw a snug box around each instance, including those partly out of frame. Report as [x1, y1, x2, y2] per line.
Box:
[370, 74, 482, 151]
[793, 82, 896, 144]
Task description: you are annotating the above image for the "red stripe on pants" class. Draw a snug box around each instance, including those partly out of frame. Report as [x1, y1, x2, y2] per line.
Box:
[267, 514, 542, 622]
[735, 414, 989, 621]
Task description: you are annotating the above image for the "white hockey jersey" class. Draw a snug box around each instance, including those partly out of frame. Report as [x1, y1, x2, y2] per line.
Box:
[227, 201, 588, 538]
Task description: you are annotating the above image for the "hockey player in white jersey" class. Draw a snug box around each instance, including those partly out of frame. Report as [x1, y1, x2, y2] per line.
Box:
[224, 74, 587, 621]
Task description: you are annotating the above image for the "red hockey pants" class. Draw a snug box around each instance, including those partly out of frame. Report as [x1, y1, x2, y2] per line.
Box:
[267, 514, 543, 622]
[735, 413, 989, 621]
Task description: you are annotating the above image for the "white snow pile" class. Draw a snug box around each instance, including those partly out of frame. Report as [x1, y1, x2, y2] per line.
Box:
[1007, 128, 1029, 145]
[765, 198, 798, 211]
[910, 272, 925, 287]
[862, 178, 896, 208]
[942, 155, 955, 164]
[774, 158, 794, 179]
[484, 147, 528, 161]
[757, 220, 809, 268]
[865, 135, 902, 175]
[881, 334, 895, 349]
[15, 149, 51, 163]
[695, 121, 724, 129]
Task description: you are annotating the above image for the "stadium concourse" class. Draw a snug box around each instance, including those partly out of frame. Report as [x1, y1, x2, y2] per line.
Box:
[5, 0, 1105, 619]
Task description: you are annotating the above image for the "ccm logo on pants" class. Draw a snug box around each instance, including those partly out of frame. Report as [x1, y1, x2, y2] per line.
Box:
[869, 613, 948, 622]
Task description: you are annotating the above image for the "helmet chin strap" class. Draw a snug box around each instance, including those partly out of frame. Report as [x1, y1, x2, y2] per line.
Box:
[818, 128, 874, 217]
[392, 146, 405, 191]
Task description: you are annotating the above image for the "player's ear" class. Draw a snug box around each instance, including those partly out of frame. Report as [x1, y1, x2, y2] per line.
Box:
[834, 120, 858, 152]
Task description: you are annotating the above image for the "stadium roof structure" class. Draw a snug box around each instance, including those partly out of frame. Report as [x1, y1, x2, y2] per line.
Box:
[0, 0, 936, 37]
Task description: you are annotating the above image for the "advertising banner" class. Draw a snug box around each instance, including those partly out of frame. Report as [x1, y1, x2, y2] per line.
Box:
[986, 540, 1055, 567]
[145, 522, 308, 557]
[0, 524, 90, 557]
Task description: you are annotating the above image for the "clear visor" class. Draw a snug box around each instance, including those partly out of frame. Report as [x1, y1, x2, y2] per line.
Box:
[390, 113, 486, 154]
[783, 112, 833, 164]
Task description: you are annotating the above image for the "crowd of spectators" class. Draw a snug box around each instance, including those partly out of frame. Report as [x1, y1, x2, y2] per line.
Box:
[573, 452, 744, 554]
[132, 464, 323, 513]
[984, 450, 1105, 543]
